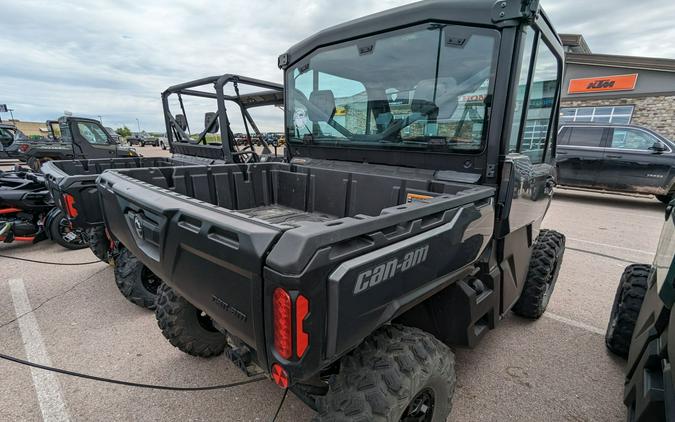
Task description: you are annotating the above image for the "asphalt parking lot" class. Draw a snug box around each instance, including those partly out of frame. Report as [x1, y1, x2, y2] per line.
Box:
[0, 146, 666, 421]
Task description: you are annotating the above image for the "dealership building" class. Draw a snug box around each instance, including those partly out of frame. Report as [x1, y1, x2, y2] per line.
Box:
[560, 34, 675, 140]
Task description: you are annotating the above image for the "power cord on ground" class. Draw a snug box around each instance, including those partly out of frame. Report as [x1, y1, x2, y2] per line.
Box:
[0, 352, 266, 391]
[0, 253, 101, 266]
[272, 388, 288, 422]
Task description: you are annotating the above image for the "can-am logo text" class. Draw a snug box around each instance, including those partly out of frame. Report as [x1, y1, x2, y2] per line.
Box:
[354, 245, 429, 295]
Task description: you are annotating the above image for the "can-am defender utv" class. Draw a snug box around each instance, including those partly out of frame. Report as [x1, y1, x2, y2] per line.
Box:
[42, 75, 284, 309]
[605, 201, 675, 421]
[97, 0, 566, 419]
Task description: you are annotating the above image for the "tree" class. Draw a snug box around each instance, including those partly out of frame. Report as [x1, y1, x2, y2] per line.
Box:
[116, 126, 132, 137]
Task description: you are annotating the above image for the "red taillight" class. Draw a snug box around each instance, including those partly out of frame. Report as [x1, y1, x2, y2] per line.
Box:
[62, 193, 78, 218]
[296, 295, 309, 358]
[18, 144, 29, 153]
[273, 288, 292, 360]
[271, 363, 289, 389]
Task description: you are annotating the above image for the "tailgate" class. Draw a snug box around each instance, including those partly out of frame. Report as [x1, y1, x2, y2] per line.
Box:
[97, 170, 282, 353]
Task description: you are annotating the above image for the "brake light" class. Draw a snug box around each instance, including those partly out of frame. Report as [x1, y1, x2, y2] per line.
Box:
[18, 144, 29, 153]
[273, 288, 292, 360]
[296, 295, 309, 358]
[271, 363, 289, 388]
[62, 193, 78, 218]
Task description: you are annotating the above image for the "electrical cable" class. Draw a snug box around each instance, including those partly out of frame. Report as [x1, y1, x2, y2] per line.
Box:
[272, 388, 288, 422]
[0, 352, 266, 391]
[0, 254, 101, 266]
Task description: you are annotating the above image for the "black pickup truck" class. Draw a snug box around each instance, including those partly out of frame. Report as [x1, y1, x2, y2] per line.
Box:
[557, 123, 675, 203]
[96, 1, 567, 419]
[42, 75, 284, 309]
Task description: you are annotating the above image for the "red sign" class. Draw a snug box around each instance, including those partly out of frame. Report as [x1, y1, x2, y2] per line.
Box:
[568, 74, 638, 94]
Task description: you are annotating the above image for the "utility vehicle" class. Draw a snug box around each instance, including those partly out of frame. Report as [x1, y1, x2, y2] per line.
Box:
[606, 201, 675, 421]
[0, 123, 28, 159]
[98, 0, 566, 419]
[127, 132, 159, 147]
[42, 75, 284, 309]
[16, 116, 139, 172]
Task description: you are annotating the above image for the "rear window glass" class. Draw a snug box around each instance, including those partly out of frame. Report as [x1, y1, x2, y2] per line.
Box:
[568, 127, 604, 147]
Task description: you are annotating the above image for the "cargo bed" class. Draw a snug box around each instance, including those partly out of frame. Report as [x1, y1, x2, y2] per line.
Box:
[42, 157, 198, 228]
[97, 160, 496, 376]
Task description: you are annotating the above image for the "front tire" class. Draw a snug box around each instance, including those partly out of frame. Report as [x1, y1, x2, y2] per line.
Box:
[605, 264, 650, 358]
[87, 226, 112, 263]
[316, 325, 456, 422]
[155, 283, 226, 357]
[114, 248, 161, 309]
[512, 229, 566, 319]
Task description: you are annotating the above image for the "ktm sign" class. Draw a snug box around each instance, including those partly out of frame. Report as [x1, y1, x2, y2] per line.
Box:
[568, 74, 638, 94]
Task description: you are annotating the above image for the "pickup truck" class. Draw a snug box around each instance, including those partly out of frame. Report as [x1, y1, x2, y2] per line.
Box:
[96, 1, 567, 419]
[42, 75, 284, 310]
[17, 116, 139, 171]
[606, 200, 675, 421]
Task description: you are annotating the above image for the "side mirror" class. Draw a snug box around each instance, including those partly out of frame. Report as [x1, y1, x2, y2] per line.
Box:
[204, 112, 219, 134]
[175, 114, 188, 131]
[650, 141, 668, 153]
[307, 90, 336, 122]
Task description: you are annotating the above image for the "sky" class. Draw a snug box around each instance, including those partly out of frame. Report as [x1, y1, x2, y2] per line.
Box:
[1, 0, 674, 133]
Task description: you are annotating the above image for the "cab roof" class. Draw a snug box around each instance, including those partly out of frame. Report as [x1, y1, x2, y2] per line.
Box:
[280, 0, 550, 69]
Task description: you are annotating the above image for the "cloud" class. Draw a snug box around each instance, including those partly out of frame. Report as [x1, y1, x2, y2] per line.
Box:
[0, 0, 673, 132]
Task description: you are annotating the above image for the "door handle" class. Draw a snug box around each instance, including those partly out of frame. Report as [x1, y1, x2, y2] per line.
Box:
[606, 154, 623, 159]
[556, 151, 568, 155]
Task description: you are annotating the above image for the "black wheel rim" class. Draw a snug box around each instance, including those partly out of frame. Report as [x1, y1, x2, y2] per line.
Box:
[140, 266, 161, 294]
[196, 310, 219, 333]
[57, 218, 86, 246]
[401, 388, 435, 422]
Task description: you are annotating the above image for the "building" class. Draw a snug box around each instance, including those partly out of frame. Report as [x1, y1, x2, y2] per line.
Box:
[0, 119, 48, 138]
[561, 34, 675, 140]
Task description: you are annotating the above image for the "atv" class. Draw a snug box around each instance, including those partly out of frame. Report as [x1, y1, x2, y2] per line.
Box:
[95, 0, 567, 419]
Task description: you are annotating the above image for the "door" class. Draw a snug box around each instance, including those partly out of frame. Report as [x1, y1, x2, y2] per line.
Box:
[600, 127, 673, 194]
[71, 120, 117, 159]
[556, 126, 607, 188]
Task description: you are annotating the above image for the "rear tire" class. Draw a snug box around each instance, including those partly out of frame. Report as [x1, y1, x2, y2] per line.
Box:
[155, 283, 226, 357]
[27, 156, 41, 172]
[512, 229, 566, 319]
[48, 210, 88, 250]
[87, 226, 112, 263]
[114, 248, 161, 309]
[315, 325, 455, 422]
[605, 264, 650, 358]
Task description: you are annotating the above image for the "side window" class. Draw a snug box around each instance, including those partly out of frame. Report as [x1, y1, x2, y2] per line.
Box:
[77, 122, 109, 145]
[507, 28, 534, 153]
[611, 129, 658, 151]
[520, 38, 559, 163]
[568, 127, 604, 147]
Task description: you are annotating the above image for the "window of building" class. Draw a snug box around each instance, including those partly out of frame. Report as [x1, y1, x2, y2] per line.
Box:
[560, 105, 633, 124]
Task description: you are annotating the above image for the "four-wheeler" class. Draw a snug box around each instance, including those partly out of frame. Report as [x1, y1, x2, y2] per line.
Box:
[96, 0, 567, 419]
[16, 116, 139, 172]
[557, 123, 675, 204]
[0, 166, 87, 249]
[605, 200, 675, 421]
[42, 74, 284, 309]
[0, 123, 28, 159]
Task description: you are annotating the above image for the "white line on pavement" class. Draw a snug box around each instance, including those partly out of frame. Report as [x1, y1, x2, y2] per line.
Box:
[568, 237, 654, 256]
[544, 312, 605, 336]
[8, 278, 70, 422]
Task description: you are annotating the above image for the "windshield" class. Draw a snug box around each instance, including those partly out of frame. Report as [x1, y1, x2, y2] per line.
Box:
[286, 23, 499, 153]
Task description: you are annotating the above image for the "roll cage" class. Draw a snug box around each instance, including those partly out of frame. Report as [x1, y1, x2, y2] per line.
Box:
[161, 74, 284, 162]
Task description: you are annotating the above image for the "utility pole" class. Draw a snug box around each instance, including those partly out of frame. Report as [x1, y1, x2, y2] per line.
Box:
[98, 115, 103, 124]
[9, 109, 15, 122]
[136, 118, 141, 132]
